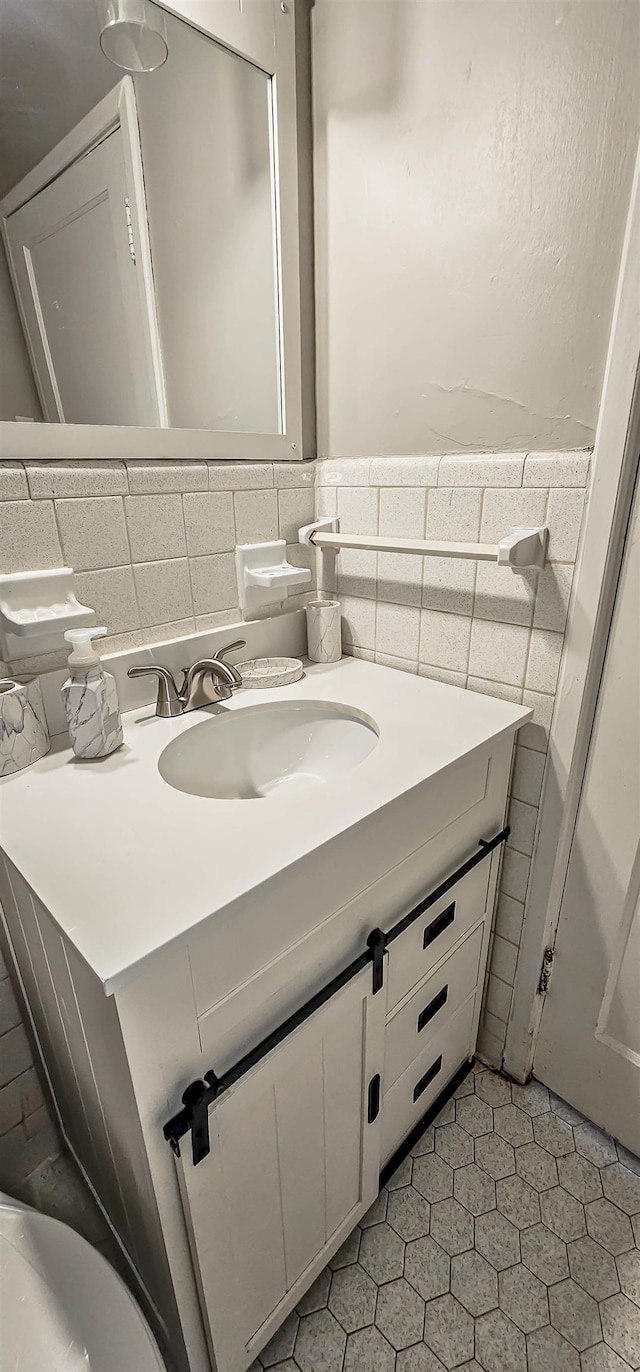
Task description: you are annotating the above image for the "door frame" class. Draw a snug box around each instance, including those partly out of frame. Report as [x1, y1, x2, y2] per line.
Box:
[503, 137, 640, 1084]
[0, 78, 168, 426]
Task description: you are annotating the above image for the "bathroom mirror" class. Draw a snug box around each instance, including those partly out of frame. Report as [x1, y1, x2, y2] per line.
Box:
[0, 0, 312, 459]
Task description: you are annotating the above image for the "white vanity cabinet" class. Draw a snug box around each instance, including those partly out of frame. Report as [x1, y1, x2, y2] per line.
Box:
[0, 661, 530, 1372]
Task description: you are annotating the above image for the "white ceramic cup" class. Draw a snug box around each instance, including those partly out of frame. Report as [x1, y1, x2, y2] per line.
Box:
[306, 599, 342, 664]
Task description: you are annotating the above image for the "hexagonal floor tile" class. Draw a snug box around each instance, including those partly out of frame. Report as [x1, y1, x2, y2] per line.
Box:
[475, 1071, 512, 1108]
[498, 1263, 549, 1333]
[433, 1098, 456, 1127]
[567, 1235, 620, 1301]
[411, 1125, 435, 1158]
[328, 1263, 377, 1333]
[474, 1132, 516, 1181]
[585, 1198, 635, 1256]
[297, 1268, 331, 1316]
[510, 1080, 550, 1117]
[515, 1142, 559, 1192]
[475, 1210, 521, 1270]
[396, 1344, 449, 1372]
[540, 1186, 586, 1242]
[599, 1292, 640, 1367]
[430, 1197, 474, 1255]
[580, 1342, 634, 1371]
[404, 1235, 451, 1301]
[557, 1152, 603, 1203]
[413, 1153, 454, 1203]
[295, 1307, 346, 1372]
[375, 1277, 425, 1350]
[454, 1163, 496, 1215]
[548, 1276, 602, 1352]
[358, 1222, 405, 1283]
[616, 1142, 640, 1177]
[520, 1223, 569, 1284]
[423, 1293, 474, 1368]
[549, 1093, 587, 1127]
[454, 1071, 475, 1098]
[616, 1248, 640, 1306]
[360, 1190, 388, 1228]
[435, 1123, 474, 1168]
[601, 1162, 640, 1216]
[532, 1112, 575, 1157]
[496, 1174, 541, 1229]
[493, 1104, 534, 1148]
[450, 1249, 498, 1316]
[343, 1324, 395, 1372]
[387, 1185, 431, 1242]
[259, 1310, 299, 1366]
[475, 1307, 527, 1372]
[574, 1123, 618, 1168]
[330, 1227, 361, 1270]
[387, 1156, 414, 1191]
[455, 1095, 494, 1138]
[526, 1324, 580, 1372]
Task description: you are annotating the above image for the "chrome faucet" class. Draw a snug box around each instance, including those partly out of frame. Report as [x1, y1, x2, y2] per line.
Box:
[128, 640, 246, 718]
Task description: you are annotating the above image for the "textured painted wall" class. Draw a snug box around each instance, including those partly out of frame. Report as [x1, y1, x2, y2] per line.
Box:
[313, 0, 639, 457]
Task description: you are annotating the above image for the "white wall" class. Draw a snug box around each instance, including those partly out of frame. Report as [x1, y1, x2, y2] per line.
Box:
[0, 244, 42, 422]
[313, 0, 640, 458]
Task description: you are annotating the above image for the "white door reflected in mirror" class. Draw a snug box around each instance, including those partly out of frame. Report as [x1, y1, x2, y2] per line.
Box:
[0, 1, 281, 433]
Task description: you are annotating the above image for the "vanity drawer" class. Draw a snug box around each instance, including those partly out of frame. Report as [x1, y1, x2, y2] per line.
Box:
[386, 860, 490, 1012]
[381, 992, 476, 1166]
[384, 923, 483, 1091]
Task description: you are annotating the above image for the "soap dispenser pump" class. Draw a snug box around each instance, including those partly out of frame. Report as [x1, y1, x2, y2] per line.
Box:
[62, 627, 123, 758]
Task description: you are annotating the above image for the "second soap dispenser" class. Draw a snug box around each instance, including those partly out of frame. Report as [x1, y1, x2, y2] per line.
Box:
[62, 627, 123, 758]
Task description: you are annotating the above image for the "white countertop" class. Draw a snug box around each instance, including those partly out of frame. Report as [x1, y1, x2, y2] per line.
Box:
[0, 658, 530, 993]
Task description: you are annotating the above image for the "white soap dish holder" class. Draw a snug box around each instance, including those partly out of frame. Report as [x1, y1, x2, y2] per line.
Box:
[0, 568, 95, 660]
[236, 540, 311, 617]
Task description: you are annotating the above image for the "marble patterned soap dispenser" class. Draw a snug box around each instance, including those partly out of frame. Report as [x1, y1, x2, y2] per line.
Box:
[62, 627, 123, 758]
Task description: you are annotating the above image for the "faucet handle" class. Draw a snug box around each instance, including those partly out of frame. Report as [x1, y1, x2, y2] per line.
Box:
[211, 639, 246, 686]
[127, 664, 182, 718]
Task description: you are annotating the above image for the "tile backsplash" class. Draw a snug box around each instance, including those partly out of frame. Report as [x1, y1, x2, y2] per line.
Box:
[0, 460, 316, 674]
[0, 448, 589, 1177]
[316, 449, 591, 1069]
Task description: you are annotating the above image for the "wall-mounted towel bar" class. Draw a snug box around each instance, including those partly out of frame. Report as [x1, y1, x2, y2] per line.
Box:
[299, 520, 548, 569]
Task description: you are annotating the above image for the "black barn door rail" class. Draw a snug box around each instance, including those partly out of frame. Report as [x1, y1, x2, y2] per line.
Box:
[163, 826, 509, 1166]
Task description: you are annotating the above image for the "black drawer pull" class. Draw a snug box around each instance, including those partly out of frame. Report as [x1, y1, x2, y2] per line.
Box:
[423, 901, 455, 949]
[417, 984, 448, 1034]
[413, 1055, 443, 1103]
[368, 1074, 381, 1124]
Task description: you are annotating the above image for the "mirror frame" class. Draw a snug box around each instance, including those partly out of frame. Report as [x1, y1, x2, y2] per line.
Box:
[0, 0, 314, 461]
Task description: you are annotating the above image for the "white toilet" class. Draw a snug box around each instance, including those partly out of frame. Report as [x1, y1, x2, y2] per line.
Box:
[0, 1192, 167, 1371]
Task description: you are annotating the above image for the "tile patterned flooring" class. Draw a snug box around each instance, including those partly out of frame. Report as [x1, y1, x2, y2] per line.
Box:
[253, 1065, 640, 1372]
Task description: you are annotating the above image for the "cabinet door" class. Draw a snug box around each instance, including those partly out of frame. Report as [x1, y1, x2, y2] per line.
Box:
[176, 965, 386, 1372]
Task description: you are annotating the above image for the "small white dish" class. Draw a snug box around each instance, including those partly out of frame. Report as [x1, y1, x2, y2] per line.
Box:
[238, 657, 304, 689]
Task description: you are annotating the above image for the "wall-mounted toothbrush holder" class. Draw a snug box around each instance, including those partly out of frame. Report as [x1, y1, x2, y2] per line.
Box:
[235, 541, 312, 617]
[299, 519, 548, 571]
[0, 568, 96, 660]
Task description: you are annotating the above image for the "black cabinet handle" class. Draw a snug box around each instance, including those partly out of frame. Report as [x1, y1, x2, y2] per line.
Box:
[368, 1074, 381, 1123]
[423, 901, 455, 949]
[413, 1055, 443, 1103]
[417, 984, 448, 1034]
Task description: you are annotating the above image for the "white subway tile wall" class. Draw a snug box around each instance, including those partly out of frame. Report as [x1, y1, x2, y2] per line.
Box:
[0, 461, 318, 675]
[317, 449, 591, 1068]
[0, 938, 61, 1188]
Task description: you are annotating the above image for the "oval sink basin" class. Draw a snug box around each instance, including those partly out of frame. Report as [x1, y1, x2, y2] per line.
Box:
[158, 700, 379, 800]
